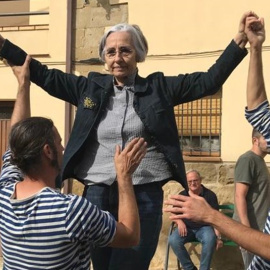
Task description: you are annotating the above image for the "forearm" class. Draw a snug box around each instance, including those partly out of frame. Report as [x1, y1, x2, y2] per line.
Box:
[166, 192, 270, 260]
[1, 39, 81, 104]
[110, 175, 140, 247]
[235, 195, 250, 227]
[10, 55, 32, 126]
[172, 40, 247, 105]
[207, 209, 270, 260]
[118, 177, 140, 243]
[246, 46, 267, 110]
[10, 83, 31, 127]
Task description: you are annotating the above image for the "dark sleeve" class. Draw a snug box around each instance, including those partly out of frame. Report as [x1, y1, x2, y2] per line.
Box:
[164, 40, 248, 105]
[205, 190, 219, 211]
[0, 39, 88, 106]
[179, 189, 188, 196]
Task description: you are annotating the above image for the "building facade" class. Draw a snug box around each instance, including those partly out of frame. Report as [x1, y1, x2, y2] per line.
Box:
[1, 0, 270, 269]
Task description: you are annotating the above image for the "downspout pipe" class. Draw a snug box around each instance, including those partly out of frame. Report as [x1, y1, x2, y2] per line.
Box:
[63, 0, 73, 194]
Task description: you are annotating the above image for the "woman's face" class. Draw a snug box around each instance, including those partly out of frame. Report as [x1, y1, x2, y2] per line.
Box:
[104, 31, 137, 85]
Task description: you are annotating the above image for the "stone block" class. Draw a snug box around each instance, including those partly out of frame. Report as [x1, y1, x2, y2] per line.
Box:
[185, 162, 218, 184]
[72, 179, 84, 196]
[74, 64, 104, 77]
[75, 4, 127, 29]
[215, 184, 235, 204]
[218, 164, 235, 185]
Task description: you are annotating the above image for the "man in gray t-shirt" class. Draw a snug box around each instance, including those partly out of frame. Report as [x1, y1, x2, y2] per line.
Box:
[234, 128, 270, 269]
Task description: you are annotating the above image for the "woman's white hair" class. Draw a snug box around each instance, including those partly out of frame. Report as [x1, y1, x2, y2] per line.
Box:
[99, 23, 148, 63]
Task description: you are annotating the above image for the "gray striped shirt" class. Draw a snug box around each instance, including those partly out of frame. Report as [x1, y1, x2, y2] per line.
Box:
[75, 78, 172, 185]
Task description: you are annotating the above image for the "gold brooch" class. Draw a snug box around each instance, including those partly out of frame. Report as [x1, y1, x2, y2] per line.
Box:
[83, 97, 96, 109]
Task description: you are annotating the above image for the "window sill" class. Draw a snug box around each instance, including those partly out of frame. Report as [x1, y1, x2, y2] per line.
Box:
[183, 155, 222, 162]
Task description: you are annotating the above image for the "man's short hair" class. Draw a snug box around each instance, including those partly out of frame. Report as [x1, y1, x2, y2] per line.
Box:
[252, 128, 263, 139]
[9, 117, 56, 174]
[186, 169, 202, 179]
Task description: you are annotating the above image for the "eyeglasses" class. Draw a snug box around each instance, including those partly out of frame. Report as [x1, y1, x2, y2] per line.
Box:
[187, 179, 200, 185]
[105, 47, 133, 59]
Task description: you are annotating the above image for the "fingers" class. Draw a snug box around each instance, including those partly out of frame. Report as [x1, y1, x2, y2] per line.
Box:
[244, 12, 264, 32]
[124, 137, 147, 164]
[216, 241, 223, 250]
[244, 15, 265, 46]
[10, 54, 31, 72]
[261, 17, 265, 27]
[114, 144, 121, 157]
[250, 19, 264, 32]
[9, 55, 31, 86]
[188, 190, 200, 199]
[179, 227, 187, 237]
[241, 11, 259, 22]
[125, 138, 147, 154]
[23, 55, 32, 68]
[169, 213, 187, 221]
[114, 138, 147, 176]
[166, 194, 189, 204]
[239, 11, 259, 33]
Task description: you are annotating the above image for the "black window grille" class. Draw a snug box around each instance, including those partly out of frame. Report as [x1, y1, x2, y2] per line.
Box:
[175, 89, 222, 157]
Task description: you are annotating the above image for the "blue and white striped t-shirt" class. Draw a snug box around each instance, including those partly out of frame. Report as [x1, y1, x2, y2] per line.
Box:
[246, 100, 270, 270]
[0, 149, 116, 269]
[245, 100, 270, 148]
[247, 211, 270, 270]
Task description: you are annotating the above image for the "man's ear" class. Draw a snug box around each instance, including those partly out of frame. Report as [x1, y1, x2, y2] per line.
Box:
[252, 137, 258, 145]
[43, 144, 54, 160]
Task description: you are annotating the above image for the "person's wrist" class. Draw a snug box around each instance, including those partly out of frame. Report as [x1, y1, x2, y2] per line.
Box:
[0, 36, 5, 50]
[0, 36, 5, 61]
[249, 43, 263, 52]
[234, 31, 248, 48]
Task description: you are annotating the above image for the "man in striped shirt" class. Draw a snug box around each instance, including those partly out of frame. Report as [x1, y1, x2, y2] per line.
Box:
[164, 12, 270, 270]
[0, 55, 146, 269]
[243, 12, 270, 270]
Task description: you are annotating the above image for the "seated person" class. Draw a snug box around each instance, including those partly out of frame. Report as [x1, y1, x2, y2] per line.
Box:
[168, 170, 223, 270]
[0, 55, 147, 269]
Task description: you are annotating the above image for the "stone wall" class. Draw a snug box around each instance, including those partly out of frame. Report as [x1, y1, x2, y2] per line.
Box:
[73, 0, 128, 69]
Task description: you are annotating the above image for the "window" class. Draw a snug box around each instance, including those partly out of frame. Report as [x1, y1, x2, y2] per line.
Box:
[0, 0, 30, 27]
[0, 0, 49, 27]
[175, 90, 222, 158]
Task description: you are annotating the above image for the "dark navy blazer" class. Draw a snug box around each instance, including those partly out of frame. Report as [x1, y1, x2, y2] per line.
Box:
[1, 40, 248, 190]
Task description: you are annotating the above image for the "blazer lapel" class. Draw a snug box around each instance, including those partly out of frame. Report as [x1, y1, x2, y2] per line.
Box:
[134, 75, 148, 94]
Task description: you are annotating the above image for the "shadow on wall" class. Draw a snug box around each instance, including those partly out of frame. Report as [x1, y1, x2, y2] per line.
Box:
[84, 0, 120, 20]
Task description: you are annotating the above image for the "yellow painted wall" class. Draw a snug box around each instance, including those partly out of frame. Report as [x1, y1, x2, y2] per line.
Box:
[1, 1, 270, 269]
[126, 0, 270, 162]
[0, 0, 68, 143]
[3, 0, 270, 163]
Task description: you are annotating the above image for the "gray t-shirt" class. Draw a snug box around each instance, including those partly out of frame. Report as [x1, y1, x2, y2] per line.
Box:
[233, 150, 270, 231]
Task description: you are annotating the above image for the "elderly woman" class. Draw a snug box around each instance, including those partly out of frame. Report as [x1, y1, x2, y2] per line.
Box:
[0, 11, 251, 270]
